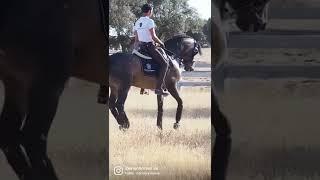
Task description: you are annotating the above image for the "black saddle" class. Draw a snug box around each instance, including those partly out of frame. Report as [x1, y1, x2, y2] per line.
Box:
[132, 44, 176, 77]
[132, 47, 161, 77]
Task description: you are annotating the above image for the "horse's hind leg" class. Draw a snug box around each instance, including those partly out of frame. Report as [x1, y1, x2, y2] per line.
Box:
[156, 95, 164, 130]
[0, 80, 33, 179]
[109, 87, 120, 122]
[167, 83, 183, 129]
[20, 78, 67, 180]
[115, 87, 130, 129]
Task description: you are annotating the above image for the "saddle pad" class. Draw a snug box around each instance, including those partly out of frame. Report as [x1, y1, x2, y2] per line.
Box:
[132, 49, 152, 59]
[139, 57, 160, 77]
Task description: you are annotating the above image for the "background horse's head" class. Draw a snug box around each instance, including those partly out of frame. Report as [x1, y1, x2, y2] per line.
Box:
[164, 35, 202, 72]
[216, 0, 270, 32]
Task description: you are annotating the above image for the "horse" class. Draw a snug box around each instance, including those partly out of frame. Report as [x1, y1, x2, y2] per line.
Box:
[212, 0, 271, 179]
[0, 0, 107, 179]
[104, 35, 201, 130]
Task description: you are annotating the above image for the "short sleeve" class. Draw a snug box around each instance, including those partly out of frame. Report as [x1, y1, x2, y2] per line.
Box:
[148, 19, 155, 29]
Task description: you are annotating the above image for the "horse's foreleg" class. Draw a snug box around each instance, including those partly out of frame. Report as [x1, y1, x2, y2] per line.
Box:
[167, 84, 182, 129]
[115, 87, 130, 129]
[156, 95, 164, 130]
[21, 79, 67, 180]
[0, 80, 33, 179]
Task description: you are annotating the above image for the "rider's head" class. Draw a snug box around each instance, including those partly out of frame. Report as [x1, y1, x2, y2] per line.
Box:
[141, 4, 153, 17]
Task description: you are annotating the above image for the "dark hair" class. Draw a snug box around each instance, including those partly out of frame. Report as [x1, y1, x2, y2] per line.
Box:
[141, 3, 153, 13]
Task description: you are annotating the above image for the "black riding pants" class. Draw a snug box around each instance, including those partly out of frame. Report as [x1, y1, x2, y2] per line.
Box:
[143, 43, 169, 89]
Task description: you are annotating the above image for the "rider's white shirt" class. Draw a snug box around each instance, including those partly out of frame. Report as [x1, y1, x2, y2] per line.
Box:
[133, 16, 155, 43]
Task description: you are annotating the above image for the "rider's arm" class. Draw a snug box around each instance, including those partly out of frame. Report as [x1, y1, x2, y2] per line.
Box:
[149, 28, 164, 46]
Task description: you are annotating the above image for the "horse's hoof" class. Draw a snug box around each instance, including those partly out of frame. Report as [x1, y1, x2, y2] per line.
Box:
[123, 122, 130, 129]
[119, 126, 128, 131]
[173, 123, 180, 129]
[119, 123, 130, 131]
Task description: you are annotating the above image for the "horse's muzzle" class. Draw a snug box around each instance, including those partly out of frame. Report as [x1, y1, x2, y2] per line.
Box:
[184, 66, 194, 71]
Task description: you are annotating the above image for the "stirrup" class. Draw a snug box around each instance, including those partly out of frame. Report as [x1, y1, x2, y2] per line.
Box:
[140, 88, 149, 95]
[155, 89, 169, 96]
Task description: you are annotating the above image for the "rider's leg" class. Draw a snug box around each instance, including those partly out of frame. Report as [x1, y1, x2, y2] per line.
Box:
[145, 44, 169, 95]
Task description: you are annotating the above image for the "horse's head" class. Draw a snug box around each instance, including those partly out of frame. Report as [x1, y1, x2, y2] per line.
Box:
[181, 41, 202, 71]
[224, 0, 270, 32]
[164, 35, 201, 72]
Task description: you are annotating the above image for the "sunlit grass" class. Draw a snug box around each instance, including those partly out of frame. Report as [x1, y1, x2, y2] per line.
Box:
[109, 88, 211, 180]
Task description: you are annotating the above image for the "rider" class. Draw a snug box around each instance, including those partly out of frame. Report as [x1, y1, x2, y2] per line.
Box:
[133, 3, 169, 96]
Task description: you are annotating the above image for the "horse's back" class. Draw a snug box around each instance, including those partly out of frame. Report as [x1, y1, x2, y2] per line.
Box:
[109, 52, 159, 89]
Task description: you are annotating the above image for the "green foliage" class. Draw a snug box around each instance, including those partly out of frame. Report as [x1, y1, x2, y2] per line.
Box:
[109, 0, 136, 35]
[109, 0, 210, 51]
[202, 18, 211, 44]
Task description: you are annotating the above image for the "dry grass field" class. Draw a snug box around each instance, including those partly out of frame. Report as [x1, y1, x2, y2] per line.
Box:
[109, 48, 211, 180]
[109, 88, 211, 180]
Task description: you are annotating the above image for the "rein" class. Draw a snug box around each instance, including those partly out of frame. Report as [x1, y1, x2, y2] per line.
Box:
[161, 47, 183, 67]
[162, 47, 176, 57]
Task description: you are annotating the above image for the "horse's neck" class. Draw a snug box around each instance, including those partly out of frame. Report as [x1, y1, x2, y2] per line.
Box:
[168, 58, 180, 71]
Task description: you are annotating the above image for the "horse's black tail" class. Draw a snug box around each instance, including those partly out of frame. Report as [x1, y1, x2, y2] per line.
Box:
[197, 42, 202, 56]
[97, 84, 109, 105]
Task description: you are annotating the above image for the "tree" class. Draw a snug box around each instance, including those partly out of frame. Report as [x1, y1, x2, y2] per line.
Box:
[109, 0, 206, 51]
[151, 0, 198, 40]
[109, 0, 137, 52]
[186, 30, 207, 45]
[202, 18, 211, 44]
[109, 0, 136, 35]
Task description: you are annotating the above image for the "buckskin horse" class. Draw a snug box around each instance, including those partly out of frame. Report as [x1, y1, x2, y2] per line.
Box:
[0, 0, 107, 179]
[101, 35, 201, 130]
[212, 0, 270, 179]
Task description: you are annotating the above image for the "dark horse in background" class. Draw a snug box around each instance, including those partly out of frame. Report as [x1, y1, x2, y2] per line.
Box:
[212, 0, 270, 179]
[100, 35, 201, 130]
[0, 0, 107, 179]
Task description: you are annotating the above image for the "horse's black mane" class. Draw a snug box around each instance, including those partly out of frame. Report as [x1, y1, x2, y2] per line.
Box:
[168, 34, 193, 41]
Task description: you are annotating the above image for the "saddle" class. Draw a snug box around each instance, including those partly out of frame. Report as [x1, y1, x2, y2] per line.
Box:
[132, 46, 171, 77]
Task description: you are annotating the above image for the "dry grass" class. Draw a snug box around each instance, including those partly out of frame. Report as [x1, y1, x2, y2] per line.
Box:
[109, 87, 211, 180]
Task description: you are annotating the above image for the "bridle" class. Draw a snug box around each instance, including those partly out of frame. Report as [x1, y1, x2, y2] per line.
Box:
[162, 37, 198, 68]
[162, 47, 183, 67]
